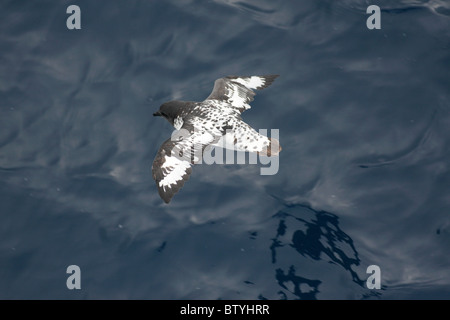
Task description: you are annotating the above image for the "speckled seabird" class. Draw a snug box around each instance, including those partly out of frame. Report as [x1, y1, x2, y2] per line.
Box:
[152, 75, 281, 203]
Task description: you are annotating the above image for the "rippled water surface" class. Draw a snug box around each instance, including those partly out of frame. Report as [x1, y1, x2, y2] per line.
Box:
[1, 0, 450, 299]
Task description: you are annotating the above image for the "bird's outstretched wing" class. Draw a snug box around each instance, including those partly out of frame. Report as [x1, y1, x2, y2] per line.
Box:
[152, 138, 193, 204]
[152, 119, 220, 203]
[205, 75, 279, 113]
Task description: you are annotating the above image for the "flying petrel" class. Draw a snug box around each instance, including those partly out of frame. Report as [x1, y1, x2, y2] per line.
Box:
[152, 75, 281, 203]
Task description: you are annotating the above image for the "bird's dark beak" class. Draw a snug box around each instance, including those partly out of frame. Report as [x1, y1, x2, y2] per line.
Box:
[153, 111, 161, 117]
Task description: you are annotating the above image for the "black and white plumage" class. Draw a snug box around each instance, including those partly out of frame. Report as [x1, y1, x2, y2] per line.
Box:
[152, 75, 281, 203]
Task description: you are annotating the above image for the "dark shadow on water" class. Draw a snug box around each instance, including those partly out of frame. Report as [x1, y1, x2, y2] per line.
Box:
[270, 202, 365, 299]
[275, 266, 321, 300]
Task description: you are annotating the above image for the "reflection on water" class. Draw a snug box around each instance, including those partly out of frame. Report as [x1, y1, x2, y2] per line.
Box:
[270, 203, 364, 299]
[275, 266, 321, 300]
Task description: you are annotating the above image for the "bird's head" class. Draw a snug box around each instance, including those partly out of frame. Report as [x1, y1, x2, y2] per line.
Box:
[153, 101, 184, 125]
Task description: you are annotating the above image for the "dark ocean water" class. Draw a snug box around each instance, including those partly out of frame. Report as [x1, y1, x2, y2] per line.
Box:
[1, 0, 450, 299]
